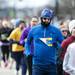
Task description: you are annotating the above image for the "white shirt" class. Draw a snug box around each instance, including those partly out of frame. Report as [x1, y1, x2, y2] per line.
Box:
[63, 42, 75, 75]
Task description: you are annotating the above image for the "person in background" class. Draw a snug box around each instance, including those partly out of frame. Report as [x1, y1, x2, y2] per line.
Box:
[0, 19, 13, 67]
[20, 17, 38, 75]
[60, 21, 70, 39]
[63, 42, 75, 75]
[63, 23, 75, 75]
[8, 20, 26, 75]
[60, 20, 75, 75]
[57, 21, 70, 75]
[25, 8, 64, 75]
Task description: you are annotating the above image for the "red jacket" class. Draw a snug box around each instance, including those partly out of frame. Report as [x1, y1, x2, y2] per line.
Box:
[61, 36, 75, 60]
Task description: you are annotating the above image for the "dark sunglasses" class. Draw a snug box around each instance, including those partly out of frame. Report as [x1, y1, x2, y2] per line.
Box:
[62, 30, 68, 32]
[42, 18, 50, 20]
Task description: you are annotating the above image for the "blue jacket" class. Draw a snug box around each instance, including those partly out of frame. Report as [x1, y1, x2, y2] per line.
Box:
[25, 24, 64, 65]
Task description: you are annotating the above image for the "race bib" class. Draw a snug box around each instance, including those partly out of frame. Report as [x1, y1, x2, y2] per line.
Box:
[39, 37, 53, 46]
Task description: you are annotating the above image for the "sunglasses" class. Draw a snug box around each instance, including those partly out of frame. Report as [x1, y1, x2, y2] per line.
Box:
[42, 18, 50, 20]
[62, 30, 68, 32]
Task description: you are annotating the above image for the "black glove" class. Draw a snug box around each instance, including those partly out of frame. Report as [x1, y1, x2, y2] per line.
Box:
[9, 39, 22, 45]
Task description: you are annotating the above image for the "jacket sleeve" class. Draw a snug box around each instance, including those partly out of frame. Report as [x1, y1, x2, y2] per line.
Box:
[63, 46, 74, 74]
[20, 28, 28, 46]
[25, 29, 33, 56]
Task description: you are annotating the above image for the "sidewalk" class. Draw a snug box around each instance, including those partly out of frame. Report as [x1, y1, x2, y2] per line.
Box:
[0, 60, 28, 75]
[0, 47, 28, 75]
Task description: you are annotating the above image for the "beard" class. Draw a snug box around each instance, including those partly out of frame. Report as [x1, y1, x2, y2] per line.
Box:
[41, 20, 50, 27]
[41, 18, 51, 27]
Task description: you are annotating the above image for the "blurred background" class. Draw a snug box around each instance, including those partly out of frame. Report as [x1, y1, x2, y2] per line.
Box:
[0, 0, 75, 20]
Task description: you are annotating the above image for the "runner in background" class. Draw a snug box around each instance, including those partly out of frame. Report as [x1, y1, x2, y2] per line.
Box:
[8, 19, 26, 75]
[20, 16, 38, 75]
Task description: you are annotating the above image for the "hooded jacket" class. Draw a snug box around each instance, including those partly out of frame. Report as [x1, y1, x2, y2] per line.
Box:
[25, 24, 63, 65]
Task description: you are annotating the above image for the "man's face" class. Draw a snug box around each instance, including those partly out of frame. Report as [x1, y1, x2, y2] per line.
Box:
[20, 23, 25, 30]
[61, 30, 68, 37]
[42, 18, 50, 23]
[31, 21, 38, 27]
[41, 17, 51, 27]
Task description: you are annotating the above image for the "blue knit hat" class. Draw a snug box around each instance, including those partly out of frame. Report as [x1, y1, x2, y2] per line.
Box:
[15, 19, 21, 27]
[41, 8, 54, 19]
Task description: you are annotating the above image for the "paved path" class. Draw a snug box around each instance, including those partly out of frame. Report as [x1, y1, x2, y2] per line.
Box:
[0, 61, 28, 75]
[0, 67, 18, 75]
[0, 47, 28, 75]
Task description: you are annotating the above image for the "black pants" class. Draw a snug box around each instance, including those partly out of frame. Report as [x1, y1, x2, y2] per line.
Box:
[11, 51, 23, 71]
[1, 45, 10, 62]
[57, 63, 63, 75]
[24, 55, 32, 75]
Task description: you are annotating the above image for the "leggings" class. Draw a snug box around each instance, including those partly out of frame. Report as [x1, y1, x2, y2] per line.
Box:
[1, 45, 10, 62]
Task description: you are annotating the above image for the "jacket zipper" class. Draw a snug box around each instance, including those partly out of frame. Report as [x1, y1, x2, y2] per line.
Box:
[44, 28, 46, 38]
